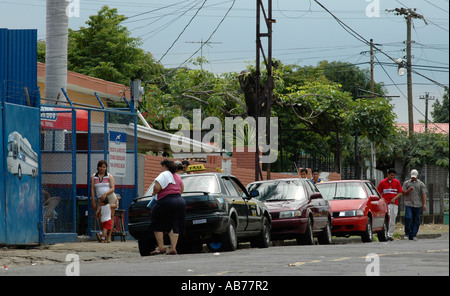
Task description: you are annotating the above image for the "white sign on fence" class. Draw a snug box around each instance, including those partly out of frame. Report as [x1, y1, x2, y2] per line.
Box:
[108, 131, 127, 177]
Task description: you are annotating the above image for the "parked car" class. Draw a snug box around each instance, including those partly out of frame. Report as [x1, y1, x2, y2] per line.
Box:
[247, 178, 332, 245]
[316, 180, 389, 243]
[128, 173, 271, 256]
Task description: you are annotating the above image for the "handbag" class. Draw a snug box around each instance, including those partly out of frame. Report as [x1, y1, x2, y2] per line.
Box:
[147, 194, 157, 208]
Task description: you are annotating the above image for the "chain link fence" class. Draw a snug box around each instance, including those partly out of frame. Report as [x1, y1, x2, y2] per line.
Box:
[41, 101, 137, 236]
[41, 108, 76, 233]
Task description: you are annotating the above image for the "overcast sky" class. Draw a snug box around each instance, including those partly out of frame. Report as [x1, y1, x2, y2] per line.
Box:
[1, 0, 448, 124]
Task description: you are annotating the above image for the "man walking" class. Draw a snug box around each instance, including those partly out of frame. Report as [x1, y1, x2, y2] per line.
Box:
[403, 169, 427, 241]
[377, 168, 404, 241]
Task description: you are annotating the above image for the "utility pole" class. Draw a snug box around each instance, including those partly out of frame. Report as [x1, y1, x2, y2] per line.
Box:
[388, 8, 427, 136]
[370, 39, 375, 99]
[420, 92, 435, 132]
[369, 38, 376, 182]
[255, 0, 275, 181]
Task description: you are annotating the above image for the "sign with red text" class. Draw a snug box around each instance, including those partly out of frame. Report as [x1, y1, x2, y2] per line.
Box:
[108, 131, 127, 177]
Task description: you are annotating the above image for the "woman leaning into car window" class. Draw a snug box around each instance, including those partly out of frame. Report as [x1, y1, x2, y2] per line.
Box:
[149, 159, 185, 255]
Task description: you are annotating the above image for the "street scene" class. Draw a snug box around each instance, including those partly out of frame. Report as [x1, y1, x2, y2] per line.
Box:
[0, 0, 448, 281]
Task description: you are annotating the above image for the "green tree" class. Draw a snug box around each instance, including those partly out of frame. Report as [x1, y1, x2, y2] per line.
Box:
[374, 129, 449, 181]
[317, 61, 387, 100]
[37, 40, 46, 63]
[68, 6, 162, 85]
[142, 59, 245, 130]
[431, 89, 449, 123]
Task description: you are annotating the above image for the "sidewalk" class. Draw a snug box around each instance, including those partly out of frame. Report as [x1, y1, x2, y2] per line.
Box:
[1, 239, 140, 269]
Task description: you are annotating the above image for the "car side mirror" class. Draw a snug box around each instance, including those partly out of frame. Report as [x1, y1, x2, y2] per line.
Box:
[369, 195, 380, 202]
[249, 189, 259, 198]
[310, 192, 322, 200]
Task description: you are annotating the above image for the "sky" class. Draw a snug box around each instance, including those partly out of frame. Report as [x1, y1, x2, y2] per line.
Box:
[1, 0, 448, 124]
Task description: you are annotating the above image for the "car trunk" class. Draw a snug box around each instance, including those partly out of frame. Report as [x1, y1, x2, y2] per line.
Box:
[128, 192, 221, 223]
[183, 192, 221, 214]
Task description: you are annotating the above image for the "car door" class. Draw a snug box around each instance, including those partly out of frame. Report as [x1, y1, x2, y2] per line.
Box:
[230, 176, 262, 232]
[304, 180, 327, 230]
[364, 182, 384, 229]
[222, 177, 248, 233]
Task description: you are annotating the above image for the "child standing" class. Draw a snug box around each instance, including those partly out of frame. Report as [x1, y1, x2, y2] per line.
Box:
[96, 197, 119, 243]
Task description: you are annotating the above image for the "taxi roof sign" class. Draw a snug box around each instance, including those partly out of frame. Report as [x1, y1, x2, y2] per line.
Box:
[187, 164, 206, 172]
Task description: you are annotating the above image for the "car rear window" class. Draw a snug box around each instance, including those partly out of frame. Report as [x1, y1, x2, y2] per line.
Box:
[317, 182, 366, 200]
[181, 175, 221, 194]
[248, 180, 306, 202]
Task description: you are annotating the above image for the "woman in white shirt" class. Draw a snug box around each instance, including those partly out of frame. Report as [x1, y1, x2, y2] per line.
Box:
[91, 160, 116, 230]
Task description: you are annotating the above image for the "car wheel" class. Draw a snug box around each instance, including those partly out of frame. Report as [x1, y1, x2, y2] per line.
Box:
[222, 219, 238, 251]
[138, 239, 156, 256]
[377, 216, 389, 242]
[298, 217, 314, 245]
[251, 216, 271, 248]
[361, 217, 373, 243]
[318, 219, 332, 245]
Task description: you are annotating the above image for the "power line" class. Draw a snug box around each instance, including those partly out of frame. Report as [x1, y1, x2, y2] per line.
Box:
[313, 1, 448, 92]
[156, 0, 208, 64]
[143, 0, 236, 83]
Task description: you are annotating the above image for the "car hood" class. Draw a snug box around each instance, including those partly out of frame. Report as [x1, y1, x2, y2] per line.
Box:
[264, 200, 306, 213]
[329, 199, 366, 212]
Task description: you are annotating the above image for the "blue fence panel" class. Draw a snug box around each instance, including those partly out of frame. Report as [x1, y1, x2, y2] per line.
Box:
[0, 29, 40, 107]
[3, 103, 41, 245]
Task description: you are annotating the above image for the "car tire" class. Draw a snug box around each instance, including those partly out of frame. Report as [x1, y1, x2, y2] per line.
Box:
[222, 219, 238, 251]
[138, 239, 156, 256]
[298, 217, 314, 245]
[251, 216, 271, 248]
[361, 217, 373, 243]
[318, 219, 332, 245]
[377, 216, 389, 242]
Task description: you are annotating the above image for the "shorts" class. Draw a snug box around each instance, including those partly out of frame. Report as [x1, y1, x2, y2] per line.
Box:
[150, 194, 186, 234]
[102, 220, 112, 231]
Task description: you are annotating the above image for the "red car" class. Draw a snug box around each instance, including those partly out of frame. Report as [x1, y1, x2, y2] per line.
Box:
[247, 178, 332, 245]
[316, 180, 389, 243]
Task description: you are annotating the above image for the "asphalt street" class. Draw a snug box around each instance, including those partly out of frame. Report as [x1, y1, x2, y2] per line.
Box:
[1, 232, 448, 277]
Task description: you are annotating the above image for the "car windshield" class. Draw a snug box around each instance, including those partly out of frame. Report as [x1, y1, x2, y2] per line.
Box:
[248, 180, 306, 202]
[317, 182, 366, 200]
[181, 175, 221, 194]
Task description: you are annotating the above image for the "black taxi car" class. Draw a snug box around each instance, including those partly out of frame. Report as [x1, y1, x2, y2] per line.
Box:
[128, 173, 271, 255]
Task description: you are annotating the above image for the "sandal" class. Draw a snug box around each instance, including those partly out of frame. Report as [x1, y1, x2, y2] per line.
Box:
[166, 250, 177, 255]
[150, 248, 167, 255]
[96, 233, 102, 242]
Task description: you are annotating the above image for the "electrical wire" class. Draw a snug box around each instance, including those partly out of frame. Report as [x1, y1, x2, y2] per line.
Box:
[313, 0, 448, 91]
[157, 0, 207, 63]
[142, 0, 236, 83]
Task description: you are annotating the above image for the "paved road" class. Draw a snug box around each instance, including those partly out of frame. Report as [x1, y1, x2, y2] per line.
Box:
[2, 233, 448, 278]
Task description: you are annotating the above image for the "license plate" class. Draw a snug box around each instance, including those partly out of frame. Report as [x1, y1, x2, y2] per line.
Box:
[193, 219, 207, 225]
